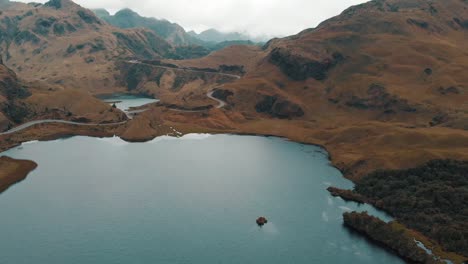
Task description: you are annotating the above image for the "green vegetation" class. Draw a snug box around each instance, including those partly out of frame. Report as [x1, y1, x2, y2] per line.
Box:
[44, 0, 62, 9]
[125, 64, 152, 90]
[33, 17, 57, 36]
[14, 31, 40, 45]
[53, 23, 65, 35]
[66, 44, 76, 54]
[343, 212, 438, 263]
[354, 160, 468, 257]
[77, 10, 100, 25]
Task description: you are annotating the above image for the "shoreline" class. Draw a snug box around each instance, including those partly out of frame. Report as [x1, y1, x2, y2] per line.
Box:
[1, 123, 466, 263]
[0, 156, 38, 195]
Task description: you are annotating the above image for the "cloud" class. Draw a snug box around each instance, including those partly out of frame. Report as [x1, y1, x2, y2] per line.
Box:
[15, 0, 368, 37]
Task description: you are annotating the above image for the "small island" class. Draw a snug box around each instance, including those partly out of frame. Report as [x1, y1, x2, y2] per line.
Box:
[256, 217, 268, 227]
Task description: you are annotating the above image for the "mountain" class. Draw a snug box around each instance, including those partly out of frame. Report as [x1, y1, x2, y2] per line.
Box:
[133, 0, 468, 180]
[118, 2, 468, 257]
[188, 29, 251, 43]
[0, 54, 124, 131]
[94, 8, 201, 47]
[93, 8, 262, 52]
[0, 0, 187, 91]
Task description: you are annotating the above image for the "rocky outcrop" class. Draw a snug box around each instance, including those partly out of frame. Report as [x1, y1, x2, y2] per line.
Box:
[0, 61, 32, 127]
[268, 48, 344, 81]
[255, 95, 304, 119]
[211, 89, 233, 102]
[327, 187, 367, 204]
[342, 84, 417, 113]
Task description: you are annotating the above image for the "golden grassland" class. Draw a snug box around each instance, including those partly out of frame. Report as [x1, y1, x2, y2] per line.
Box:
[0, 156, 37, 194]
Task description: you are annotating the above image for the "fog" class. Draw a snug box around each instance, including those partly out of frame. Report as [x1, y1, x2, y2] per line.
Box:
[15, 0, 368, 38]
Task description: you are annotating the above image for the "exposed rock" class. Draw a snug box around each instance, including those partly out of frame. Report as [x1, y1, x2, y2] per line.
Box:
[44, 0, 63, 9]
[453, 18, 468, 29]
[77, 10, 101, 25]
[256, 217, 268, 227]
[407, 18, 429, 29]
[430, 113, 449, 126]
[344, 84, 417, 113]
[211, 89, 233, 101]
[255, 95, 304, 119]
[218, 65, 245, 75]
[269, 48, 343, 81]
[438, 86, 460, 95]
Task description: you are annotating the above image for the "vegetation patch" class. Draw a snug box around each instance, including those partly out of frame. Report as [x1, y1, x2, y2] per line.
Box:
[333, 160, 468, 258]
[125, 64, 152, 90]
[44, 0, 62, 9]
[255, 95, 304, 119]
[77, 10, 101, 25]
[14, 30, 40, 45]
[343, 212, 439, 263]
[269, 48, 344, 81]
[407, 18, 430, 29]
[53, 23, 65, 35]
[343, 83, 417, 113]
[33, 17, 57, 36]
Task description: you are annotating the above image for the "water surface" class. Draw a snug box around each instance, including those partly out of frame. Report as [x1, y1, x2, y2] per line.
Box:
[99, 94, 159, 112]
[0, 135, 403, 264]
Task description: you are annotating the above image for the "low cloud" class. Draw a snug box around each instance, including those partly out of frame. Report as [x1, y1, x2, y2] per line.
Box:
[15, 0, 368, 37]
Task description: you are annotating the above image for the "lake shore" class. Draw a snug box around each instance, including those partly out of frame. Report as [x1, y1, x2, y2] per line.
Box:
[0, 156, 37, 194]
[0, 116, 467, 263]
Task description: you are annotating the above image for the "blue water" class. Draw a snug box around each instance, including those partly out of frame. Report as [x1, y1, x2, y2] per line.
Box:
[0, 135, 403, 264]
[100, 94, 159, 111]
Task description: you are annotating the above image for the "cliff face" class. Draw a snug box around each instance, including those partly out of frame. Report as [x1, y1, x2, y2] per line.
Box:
[0, 57, 31, 130]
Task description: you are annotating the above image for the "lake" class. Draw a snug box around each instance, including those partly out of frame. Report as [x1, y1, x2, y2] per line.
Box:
[0, 135, 403, 264]
[99, 94, 159, 112]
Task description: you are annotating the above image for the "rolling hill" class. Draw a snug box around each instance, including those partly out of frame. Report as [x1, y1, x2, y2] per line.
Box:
[0, 0, 196, 92]
[124, 0, 468, 180]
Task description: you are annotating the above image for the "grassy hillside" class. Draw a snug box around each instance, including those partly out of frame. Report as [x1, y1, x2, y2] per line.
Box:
[139, 0, 468, 178]
[0, 0, 182, 91]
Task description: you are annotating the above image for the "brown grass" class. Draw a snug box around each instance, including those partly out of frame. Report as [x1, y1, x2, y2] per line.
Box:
[0, 156, 37, 194]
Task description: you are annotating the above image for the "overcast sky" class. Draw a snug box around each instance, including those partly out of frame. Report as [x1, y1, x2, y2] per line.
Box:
[16, 0, 368, 38]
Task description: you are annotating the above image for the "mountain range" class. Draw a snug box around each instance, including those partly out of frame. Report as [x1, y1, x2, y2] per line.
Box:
[93, 8, 262, 50]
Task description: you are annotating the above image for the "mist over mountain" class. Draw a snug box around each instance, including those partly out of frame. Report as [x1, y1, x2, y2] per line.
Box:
[187, 29, 264, 43]
[93, 8, 202, 46]
[93, 8, 263, 51]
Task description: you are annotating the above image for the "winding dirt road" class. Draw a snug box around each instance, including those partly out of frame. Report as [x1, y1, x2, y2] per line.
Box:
[127, 60, 241, 80]
[207, 90, 227, 109]
[0, 120, 127, 136]
[2, 63, 237, 136]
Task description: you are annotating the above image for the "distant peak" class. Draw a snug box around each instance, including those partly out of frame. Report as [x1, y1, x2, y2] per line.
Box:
[92, 8, 110, 17]
[115, 8, 139, 16]
[44, 0, 80, 9]
[202, 28, 221, 34]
